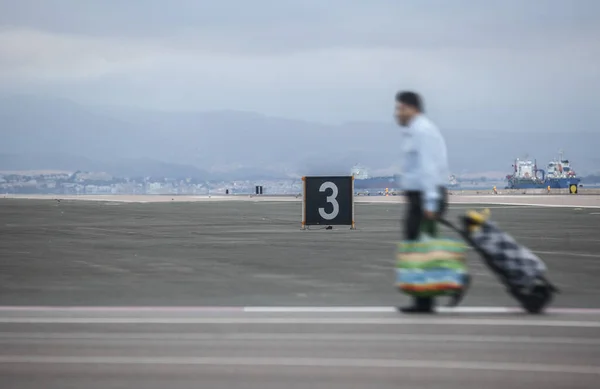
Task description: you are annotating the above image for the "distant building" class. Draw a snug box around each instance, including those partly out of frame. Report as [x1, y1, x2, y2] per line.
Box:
[351, 164, 369, 180]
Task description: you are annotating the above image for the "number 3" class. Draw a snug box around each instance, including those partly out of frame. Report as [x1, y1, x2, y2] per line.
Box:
[319, 181, 339, 220]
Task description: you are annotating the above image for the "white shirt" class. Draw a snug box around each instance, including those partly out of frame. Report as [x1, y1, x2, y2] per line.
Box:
[399, 114, 449, 212]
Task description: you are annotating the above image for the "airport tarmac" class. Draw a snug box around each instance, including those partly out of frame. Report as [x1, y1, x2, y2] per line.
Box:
[1, 198, 599, 388]
[1, 307, 600, 389]
[1, 198, 599, 307]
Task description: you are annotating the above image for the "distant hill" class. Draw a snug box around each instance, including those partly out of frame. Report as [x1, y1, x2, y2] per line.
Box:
[0, 153, 293, 181]
[0, 153, 100, 172]
[1, 95, 598, 176]
[0, 153, 209, 179]
[582, 174, 600, 183]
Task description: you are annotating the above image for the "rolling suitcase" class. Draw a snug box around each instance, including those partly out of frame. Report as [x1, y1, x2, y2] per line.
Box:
[440, 210, 559, 314]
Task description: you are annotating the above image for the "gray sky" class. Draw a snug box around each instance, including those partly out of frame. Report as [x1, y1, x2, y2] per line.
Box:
[1, 0, 599, 130]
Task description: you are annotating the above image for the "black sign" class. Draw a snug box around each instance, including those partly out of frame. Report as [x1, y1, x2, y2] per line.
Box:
[302, 176, 355, 229]
[569, 184, 578, 194]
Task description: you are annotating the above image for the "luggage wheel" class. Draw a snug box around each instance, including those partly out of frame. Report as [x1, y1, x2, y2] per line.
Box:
[511, 283, 555, 314]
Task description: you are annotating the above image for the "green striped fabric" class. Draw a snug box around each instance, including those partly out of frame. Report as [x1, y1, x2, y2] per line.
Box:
[397, 258, 466, 270]
[396, 238, 468, 268]
[397, 239, 467, 253]
[395, 237, 469, 297]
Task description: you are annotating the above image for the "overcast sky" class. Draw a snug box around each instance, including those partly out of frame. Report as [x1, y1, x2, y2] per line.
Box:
[1, 0, 599, 131]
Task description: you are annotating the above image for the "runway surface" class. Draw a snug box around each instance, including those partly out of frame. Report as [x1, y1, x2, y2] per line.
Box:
[1, 199, 599, 307]
[1, 307, 600, 389]
[1, 199, 599, 388]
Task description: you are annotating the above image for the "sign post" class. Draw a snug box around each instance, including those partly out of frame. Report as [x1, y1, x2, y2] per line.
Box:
[301, 176, 355, 230]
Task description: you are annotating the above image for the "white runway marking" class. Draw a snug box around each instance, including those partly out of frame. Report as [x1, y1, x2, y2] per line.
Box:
[363, 204, 542, 209]
[448, 201, 600, 209]
[0, 356, 597, 374]
[244, 306, 400, 313]
[243, 306, 600, 314]
[458, 246, 600, 259]
[448, 205, 541, 209]
[530, 250, 600, 259]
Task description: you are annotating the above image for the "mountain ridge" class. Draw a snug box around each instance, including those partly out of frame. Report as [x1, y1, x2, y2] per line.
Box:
[1, 95, 597, 176]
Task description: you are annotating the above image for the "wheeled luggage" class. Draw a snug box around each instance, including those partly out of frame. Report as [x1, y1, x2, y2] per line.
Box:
[440, 210, 559, 314]
[395, 232, 471, 307]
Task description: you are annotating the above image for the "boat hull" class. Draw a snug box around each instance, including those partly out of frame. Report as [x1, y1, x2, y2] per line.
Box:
[507, 177, 581, 189]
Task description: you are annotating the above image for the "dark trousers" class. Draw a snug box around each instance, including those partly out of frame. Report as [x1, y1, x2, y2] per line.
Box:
[404, 188, 448, 240]
[403, 187, 449, 309]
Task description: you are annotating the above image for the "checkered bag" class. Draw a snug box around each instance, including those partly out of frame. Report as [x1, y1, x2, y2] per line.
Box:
[470, 221, 546, 289]
[395, 235, 469, 297]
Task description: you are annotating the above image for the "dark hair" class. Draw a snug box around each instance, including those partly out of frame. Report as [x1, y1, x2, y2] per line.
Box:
[395, 91, 423, 112]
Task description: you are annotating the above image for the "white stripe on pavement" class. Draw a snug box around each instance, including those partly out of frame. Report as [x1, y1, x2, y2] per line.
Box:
[448, 202, 600, 209]
[244, 306, 524, 313]
[244, 306, 600, 314]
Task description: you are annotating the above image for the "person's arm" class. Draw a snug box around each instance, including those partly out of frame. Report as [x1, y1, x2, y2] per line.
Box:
[415, 128, 441, 215]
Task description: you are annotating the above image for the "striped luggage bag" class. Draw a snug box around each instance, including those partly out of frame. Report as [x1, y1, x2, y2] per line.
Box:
[395, 235, 469, 298]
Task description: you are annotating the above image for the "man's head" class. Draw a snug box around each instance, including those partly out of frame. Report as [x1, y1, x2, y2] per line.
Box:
[394, 91, 423, 127]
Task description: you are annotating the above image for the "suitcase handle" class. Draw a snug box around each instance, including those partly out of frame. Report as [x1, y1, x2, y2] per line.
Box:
[438, 218, 472, 243]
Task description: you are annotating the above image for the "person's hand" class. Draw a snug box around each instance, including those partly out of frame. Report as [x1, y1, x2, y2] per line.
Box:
[424, 210, 437, 220]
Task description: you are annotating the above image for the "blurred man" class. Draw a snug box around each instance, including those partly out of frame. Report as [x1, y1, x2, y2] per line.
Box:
[395, 91, 450, 313]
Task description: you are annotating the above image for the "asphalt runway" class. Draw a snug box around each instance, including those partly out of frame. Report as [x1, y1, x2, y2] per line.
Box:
[1, 199, 600, 388]
[1, 308, 599, 389]
[1, 198, 599, 307]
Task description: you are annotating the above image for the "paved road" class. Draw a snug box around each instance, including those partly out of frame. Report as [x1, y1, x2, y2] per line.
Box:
[1, 199, 599, 387]
[1, 307, 599, 389]
[1, 199, 599, 307]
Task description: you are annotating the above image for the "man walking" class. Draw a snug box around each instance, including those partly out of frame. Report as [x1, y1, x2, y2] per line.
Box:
[395, 91, 450, 313]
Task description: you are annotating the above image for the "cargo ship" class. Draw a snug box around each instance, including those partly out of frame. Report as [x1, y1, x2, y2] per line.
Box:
[505, 152, 580, 189]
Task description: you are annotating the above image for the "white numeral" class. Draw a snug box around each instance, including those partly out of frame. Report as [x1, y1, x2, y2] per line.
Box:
[319, 181, 339, 220]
